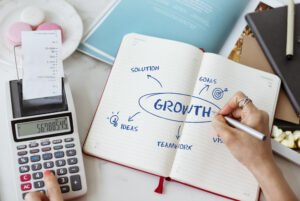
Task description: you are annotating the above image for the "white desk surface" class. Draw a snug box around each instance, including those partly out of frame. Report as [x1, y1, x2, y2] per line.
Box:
[1, 1, 300, 201]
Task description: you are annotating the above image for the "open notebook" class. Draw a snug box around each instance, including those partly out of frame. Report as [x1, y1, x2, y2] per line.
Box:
[83, 33, 281, 201]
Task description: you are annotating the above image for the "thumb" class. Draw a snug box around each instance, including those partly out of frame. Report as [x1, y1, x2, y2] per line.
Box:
[212, 115, 237, 145]
[44, 170, 64, 201]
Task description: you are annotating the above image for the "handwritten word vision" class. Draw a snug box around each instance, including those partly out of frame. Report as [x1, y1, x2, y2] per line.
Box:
[131, 65, 159, 73]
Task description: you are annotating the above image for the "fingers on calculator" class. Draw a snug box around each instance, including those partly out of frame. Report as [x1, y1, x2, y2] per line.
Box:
[44, 170, 64, 201]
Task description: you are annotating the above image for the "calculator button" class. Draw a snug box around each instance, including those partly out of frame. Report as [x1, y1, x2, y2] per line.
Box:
[58, 177, 68, 184]
[69, 166, 79, 173]
[60, 185, 70, 193]
[65, 143, 75, 148]
[17, 145, 27, 150]
[70, 175, 82, 191]
[33, 172, 43, 180]
[34, 181, 44, 188]
[31, 163, 42, 171]
[18, 151, 28, 156]
[21, 183, 32, 191]
[67, 158, 77, 165]
[30, 149, 39, 154]
[42, 147, 51, 152]
[20, 174, 31, 182]
[44, 161, 54, 169]
[18, 157, 29, 164]
[64, 138, 73, 142]
[54, 151, 64, 158]
[19, 165, 30, 173]
[50, 170, 56, 175]
[52, 139, 62, 144]
[41, 141, 50, 146]
[29, 143, 38, 148]
[56, 159, 66, 167]
[42, 153, 53, 160]
[31, 155, 41, 162]
[66, 150, 76, 157]
[53, 145, 63, 150]
[57, 168, 67, 175]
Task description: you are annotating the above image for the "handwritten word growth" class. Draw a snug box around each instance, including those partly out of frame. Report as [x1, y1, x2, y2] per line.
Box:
[157, 141, 193, 150]
[154, 99, 212, 117]
[131, 65, 160, 73]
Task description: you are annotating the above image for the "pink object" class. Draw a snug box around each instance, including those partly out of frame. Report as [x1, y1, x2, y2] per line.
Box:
[36, 22, 64, 41]
[20, 174, 31, 182]
[6, 22, 32, 46]
[21, 183, 32, 191]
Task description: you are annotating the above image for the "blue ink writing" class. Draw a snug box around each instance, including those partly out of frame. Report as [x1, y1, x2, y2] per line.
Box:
[147, 74, 163, 88]
[128, 112, 140, 122]
[131, 66, 159, 73]
[199, 84, 210, 96]
[212, 88, 228, 100]
[213, 137, 223, 143]
[154, 99, 211, 117]
[120, 124, 138, 132]
[157, 141, 193, 151]
[199, 76, 217, 84]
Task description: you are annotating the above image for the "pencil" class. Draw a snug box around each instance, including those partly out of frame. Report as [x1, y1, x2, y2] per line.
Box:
[286, 0, 295, 60]
[224, 116, 266, 141]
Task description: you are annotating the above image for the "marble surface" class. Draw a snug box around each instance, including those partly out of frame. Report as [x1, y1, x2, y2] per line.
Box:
[0, 0, 300, 201]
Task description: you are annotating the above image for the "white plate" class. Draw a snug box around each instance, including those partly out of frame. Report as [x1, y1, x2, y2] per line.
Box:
[0, 0, 83, 66]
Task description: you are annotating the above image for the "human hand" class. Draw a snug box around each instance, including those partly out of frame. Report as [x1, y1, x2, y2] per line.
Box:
[212, 91, 275, 173]
[25, 170, 63, 201]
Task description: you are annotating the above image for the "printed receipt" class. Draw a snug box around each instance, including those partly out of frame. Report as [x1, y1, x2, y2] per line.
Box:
[22, 30, 64, 100]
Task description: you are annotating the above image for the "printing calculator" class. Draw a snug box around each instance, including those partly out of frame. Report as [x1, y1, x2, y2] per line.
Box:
[6, 78, 87, 200]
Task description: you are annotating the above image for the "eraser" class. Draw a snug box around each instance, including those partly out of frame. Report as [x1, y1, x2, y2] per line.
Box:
[21, 6, 45, 28]
[6, 22, 33, 46]
[36, 22, 64, 41]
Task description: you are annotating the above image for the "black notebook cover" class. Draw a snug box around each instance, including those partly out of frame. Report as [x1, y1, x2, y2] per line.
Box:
[246, 4, 300, 117]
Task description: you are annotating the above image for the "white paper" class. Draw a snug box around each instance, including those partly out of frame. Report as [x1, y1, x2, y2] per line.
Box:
[22, 30, 64, 100]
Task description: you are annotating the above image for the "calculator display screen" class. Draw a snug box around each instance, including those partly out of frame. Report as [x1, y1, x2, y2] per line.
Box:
[16, 116, 71, 138]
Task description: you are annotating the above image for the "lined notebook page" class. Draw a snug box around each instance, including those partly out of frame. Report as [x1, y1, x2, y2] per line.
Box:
[84, 34, 203, 176]
[170, 53, 280, 201]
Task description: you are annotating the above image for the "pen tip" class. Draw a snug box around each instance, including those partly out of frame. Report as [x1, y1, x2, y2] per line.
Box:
[286, 54, 293, 60]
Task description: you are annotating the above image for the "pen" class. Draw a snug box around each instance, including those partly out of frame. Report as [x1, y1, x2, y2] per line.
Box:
[224, 116, 266, 141]
[286, 0, 295, 60]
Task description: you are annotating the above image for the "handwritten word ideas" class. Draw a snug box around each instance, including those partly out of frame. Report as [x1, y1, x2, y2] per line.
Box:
[131, 65, 160, 73]
[157, 141, 193, 151]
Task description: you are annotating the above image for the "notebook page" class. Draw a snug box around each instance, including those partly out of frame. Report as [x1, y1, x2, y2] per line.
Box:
[170, 53, 280, 200]
[84, 33, 203, 176]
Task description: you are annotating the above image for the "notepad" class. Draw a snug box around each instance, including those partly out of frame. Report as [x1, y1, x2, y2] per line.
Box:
[78, 0, 249, 64]
[83, 33, 281, 201]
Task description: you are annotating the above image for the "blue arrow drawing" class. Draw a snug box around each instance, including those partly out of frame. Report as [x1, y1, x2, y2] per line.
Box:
[128, 112, 141, 122]
[147, 74, 163, 88]
[199, 84, 210, 95]
[176, 125, 182, 140]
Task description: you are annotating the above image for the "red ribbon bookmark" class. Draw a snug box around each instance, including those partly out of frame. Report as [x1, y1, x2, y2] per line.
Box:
[154, 176, 165, 194]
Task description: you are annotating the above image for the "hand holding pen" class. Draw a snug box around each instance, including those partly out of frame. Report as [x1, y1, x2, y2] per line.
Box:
[212, 91, 298, 201]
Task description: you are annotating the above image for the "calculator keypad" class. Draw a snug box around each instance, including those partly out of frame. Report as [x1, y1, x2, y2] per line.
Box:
[16, 137, 83, 199]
